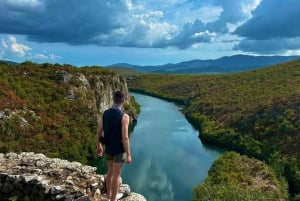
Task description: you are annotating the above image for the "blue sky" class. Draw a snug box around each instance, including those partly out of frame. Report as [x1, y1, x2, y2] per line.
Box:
[0, 0, 300, 66]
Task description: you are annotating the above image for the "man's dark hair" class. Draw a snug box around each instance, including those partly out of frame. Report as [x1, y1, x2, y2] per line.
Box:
[113, 91, 126, 104]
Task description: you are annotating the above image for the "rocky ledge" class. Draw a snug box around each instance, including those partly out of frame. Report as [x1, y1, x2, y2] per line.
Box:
[0, 152, 146, 201]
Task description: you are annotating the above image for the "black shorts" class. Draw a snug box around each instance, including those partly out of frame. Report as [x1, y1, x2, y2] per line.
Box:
[106, 152, 127, 163]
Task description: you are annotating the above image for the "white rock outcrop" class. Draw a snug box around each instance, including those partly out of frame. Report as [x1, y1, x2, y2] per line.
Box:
[0, 152, 146, 201]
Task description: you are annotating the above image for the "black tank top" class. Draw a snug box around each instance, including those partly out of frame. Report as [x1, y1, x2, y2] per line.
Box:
[102, 107, 124, 155]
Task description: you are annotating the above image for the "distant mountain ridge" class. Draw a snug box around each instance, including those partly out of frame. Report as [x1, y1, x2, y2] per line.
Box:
[108, 55, 299, 73]
[0, 60, 18, 65]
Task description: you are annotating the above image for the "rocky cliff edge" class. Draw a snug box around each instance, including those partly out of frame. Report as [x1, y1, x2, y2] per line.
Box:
[0, 152, 146, 201]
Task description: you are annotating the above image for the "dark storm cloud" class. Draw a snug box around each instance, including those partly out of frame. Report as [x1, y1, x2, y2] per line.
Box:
[208, 0, 252, 32]
[234, 0, 300, 54]
[166, 19, 213, 49]
[235, 0, 300, 39]
[0, 0, 274, 49]
[0, 0, 179, 48]
[234, 37, 300, 54]
[164, 0, 257, 49]
[0, 0, 128, 44]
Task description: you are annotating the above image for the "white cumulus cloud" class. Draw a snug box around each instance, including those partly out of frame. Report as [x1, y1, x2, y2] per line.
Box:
[241, 0, 262, 16]
[8, 35, 32, 56]
[198, 6, 224, 23]
[0, 35, 62, 61]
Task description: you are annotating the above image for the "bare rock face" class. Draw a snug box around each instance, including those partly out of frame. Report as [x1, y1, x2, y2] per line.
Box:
[55, 70, 130, 113]
[0, 152, 146, 201]
[55, 70, 135, 121]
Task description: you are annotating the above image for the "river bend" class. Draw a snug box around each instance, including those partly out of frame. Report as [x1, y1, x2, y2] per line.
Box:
[122, 93, 222, 201]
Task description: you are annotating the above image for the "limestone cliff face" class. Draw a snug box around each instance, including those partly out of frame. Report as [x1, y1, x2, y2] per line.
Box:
[0, 65, 143, 199]
[56, 70, 132, 115]
[0, 64, 139, 164]
[0, 152, 146, 201]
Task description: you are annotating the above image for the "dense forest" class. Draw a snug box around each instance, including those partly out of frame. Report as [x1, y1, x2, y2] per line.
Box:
[0, 61, 139, 165]
[194, 152, 288, 201]
[127, 59, 300, 200]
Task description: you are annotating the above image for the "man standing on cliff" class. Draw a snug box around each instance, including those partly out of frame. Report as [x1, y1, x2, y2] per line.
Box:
[96, 91, 132, 201]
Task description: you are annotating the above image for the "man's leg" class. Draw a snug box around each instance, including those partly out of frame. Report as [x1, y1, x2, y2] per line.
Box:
[110, 162, 123, 201]
[106, 160, 114, 199]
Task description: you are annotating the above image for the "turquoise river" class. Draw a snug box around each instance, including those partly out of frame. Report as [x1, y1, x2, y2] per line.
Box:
[122, 93, 222, 201]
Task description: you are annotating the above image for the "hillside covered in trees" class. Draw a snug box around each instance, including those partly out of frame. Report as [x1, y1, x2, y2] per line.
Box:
[128, 59, 300, 199]
[0, 62, 139, 165]
[194, 152, 288, 201]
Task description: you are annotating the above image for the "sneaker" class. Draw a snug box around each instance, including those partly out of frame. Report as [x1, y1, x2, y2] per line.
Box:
[116, 193, 124, 200]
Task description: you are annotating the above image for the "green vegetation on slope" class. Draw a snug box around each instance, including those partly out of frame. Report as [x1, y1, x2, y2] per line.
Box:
[127, 59, 300, 198]
[108, 66, 142, 77]
[0, 61, 138, 164]
[193, 152, 288, 201]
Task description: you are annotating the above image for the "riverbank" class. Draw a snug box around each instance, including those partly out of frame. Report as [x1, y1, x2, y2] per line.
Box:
[129, 88, 186, 105]
[128, 91, 289, 200]
[126, 59, 300, 199]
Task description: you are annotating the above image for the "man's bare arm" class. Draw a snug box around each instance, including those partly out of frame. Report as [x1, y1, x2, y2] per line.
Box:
[122, 114, 131, 163]
[96, 119, 103, 156]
